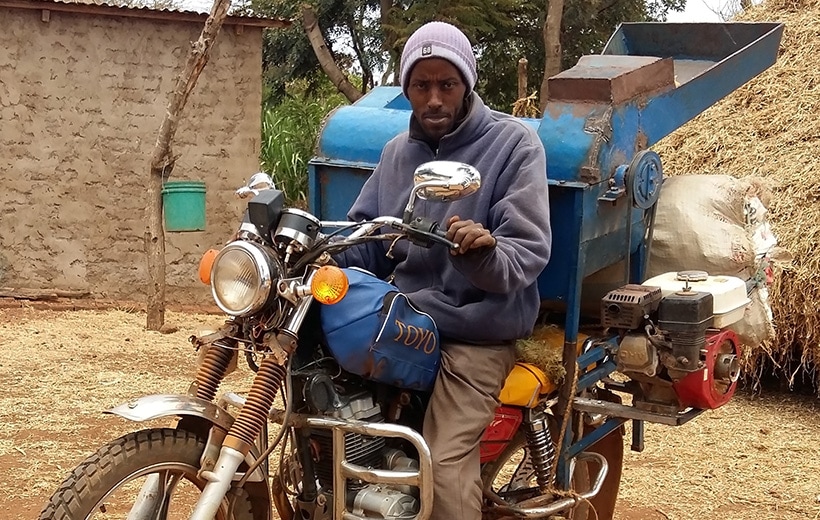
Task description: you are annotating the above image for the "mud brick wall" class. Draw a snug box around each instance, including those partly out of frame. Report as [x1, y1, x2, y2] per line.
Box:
[0, 6, 263, 303]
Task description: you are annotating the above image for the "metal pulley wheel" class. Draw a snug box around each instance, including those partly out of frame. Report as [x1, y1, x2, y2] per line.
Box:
[624, 150, 663, 209]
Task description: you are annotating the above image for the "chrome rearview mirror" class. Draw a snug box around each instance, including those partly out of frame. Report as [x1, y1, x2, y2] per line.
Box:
[403, 161, 481, 223]
[236, 172, 276, 199]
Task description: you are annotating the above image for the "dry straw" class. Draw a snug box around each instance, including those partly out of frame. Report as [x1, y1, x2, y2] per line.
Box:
[653, 0, 820, 388]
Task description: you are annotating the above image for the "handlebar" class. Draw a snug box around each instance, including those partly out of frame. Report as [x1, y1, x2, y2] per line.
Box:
[319, 217, 459, 251]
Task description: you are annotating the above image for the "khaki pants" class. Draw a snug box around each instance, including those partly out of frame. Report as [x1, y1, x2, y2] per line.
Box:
[423, 341, 517, 520]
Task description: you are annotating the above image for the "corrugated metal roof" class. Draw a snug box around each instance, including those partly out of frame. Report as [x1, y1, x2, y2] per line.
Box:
[1, 0, 292, 26]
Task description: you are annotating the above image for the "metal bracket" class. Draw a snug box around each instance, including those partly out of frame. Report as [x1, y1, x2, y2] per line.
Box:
[573, 396, 703, 426]
[598, 164, 628, 204]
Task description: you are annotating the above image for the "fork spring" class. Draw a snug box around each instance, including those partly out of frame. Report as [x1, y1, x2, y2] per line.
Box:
[194, 340, 235, 402]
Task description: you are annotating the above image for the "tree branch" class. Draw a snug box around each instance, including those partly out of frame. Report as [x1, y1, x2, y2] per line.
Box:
[146, 0, 232, 331]
[347, 12, 373, 92]
[301, 4, 363, 103]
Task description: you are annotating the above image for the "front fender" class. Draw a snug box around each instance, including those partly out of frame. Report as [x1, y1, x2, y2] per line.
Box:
[106, 394, 236, 432]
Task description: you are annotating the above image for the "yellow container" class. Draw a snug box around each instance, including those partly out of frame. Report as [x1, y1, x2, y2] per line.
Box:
[499, 363, 554, 408]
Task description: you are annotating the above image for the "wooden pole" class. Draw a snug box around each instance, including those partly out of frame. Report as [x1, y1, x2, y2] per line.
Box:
[517, 58, 528, 101]
[146, 0, 232, 331]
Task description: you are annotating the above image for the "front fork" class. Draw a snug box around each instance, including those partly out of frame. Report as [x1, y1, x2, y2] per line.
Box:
[189, 353, 289, 519]
[189, 279, 315, 520]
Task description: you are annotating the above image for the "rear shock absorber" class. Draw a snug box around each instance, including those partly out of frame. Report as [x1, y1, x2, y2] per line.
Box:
[524, 408, 556, 490]
[194, 339, 236, 402]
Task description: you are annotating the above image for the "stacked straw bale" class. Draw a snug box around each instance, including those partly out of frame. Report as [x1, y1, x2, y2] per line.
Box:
[652, 0, 820, 388]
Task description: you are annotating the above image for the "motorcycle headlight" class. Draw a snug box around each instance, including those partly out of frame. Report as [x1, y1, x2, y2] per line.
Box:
[210, 241, 279, 316]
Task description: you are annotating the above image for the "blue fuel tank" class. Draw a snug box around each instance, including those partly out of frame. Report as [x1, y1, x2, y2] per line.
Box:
[308, 22, 783, 340]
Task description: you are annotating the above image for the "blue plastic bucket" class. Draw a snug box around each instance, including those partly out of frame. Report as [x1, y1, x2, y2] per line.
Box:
[162, 180, 206, 232]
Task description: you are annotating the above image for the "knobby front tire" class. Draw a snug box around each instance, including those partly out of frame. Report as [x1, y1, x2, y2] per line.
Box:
[39, 428, 256, 520]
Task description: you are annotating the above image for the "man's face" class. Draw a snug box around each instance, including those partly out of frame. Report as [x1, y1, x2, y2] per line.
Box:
[406, 58, 468, 142]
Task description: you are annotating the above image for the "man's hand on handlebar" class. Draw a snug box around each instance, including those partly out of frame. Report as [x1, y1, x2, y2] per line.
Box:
[445, 215, 497, 255]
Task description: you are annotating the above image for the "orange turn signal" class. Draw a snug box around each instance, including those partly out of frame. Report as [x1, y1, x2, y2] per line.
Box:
[311, 266, 349, 305]
[198, 248, 220, 285]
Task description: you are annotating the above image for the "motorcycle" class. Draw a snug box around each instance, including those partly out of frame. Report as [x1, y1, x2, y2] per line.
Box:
[40, 160, 743, 520]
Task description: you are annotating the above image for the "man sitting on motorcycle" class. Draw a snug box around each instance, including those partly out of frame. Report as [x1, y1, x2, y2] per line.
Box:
[337, 21, 552, 520]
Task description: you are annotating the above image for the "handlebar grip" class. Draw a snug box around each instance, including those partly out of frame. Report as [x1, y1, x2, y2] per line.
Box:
[402, 218, 459, 250]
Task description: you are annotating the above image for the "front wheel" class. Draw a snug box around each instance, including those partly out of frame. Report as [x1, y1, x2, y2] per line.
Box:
[39, 428, 256, 520]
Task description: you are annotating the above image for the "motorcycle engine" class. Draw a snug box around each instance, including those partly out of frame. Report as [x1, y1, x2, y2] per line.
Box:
[602, 271, 748, 413]
[295, 372, 421, 519]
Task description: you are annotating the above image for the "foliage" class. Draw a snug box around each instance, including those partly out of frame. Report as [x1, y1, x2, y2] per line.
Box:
[259, 83, 345, 205]
[253, 0, 686, 111]
[250, 0, 384, 106]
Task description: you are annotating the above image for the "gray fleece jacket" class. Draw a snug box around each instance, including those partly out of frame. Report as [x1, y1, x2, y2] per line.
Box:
[338, 93, 552, 343]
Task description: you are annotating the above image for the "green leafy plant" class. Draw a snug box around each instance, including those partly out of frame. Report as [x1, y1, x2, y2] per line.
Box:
[260, 91, 345, 206]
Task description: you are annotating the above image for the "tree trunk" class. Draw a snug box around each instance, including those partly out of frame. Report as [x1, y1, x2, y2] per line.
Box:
[301, 4, 363, 103]
[379, 0, 400, 85]
[539, 0, 565, 112]
[146, 0, 232, 330]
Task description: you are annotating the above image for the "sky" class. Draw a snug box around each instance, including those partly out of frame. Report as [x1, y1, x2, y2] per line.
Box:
[667, 0, 727, 22]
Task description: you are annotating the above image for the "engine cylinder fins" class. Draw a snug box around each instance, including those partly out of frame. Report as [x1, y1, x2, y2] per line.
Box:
[668, 330, 707, 373]
[311, 429, 386, 491]
[225, 356, 287, 454]
[194, 340, 236, 402]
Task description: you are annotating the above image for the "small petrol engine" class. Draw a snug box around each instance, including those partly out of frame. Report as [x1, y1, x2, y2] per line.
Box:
[603, 270, 749, 412]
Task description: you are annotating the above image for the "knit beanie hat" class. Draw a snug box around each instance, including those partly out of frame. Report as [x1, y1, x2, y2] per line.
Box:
[399, 21, 477, 97]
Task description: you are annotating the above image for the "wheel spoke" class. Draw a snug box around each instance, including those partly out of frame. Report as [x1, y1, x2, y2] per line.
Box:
[506, 452, 535, 490]
[156, 470, 184, 519]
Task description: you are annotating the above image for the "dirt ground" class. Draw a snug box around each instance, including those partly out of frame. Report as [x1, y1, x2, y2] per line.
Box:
[2, 305, 819, 520]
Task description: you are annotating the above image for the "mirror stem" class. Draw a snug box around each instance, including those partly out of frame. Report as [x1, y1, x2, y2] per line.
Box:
[402, 196, 417, 224]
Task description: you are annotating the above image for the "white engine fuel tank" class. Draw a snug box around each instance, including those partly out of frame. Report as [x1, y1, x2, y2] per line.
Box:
[642, 271, 751, 328]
